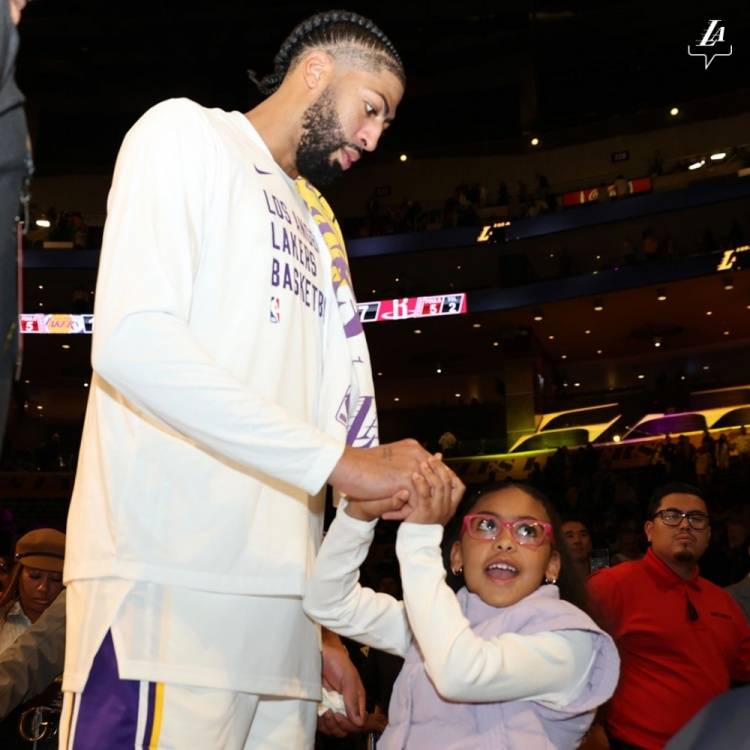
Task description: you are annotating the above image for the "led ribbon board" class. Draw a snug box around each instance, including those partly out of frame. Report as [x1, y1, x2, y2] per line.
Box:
[357, 293, 468, 323]
[19, 314, 94, 334]
[20, 293, 469, 333]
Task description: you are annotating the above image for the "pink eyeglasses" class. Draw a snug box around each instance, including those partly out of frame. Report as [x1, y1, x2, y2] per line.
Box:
[461, 513, 555, 547]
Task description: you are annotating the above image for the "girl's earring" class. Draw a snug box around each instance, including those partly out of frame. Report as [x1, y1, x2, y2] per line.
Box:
[544, 576, 558, 585]
[452, 566, 463, 576]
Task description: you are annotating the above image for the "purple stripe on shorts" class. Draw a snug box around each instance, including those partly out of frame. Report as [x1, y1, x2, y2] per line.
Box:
[142, 681, 157, 748]
[71, 630, 141, 750]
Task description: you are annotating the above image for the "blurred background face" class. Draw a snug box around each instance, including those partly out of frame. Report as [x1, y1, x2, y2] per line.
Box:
[561, 521, 592, 564]
[645, 492, 710, 568]
[0, 556, 10, 592]
[726, 519, 748, 550]
[18, 565, 63, 622]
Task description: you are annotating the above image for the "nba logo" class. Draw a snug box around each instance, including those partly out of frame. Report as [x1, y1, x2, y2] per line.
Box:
[270, 297, 281, 323]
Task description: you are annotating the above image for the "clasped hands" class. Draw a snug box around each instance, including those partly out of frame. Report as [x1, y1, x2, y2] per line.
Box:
[343, 450, 465, 526]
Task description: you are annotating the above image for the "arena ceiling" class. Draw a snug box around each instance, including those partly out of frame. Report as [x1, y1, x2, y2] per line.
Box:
[15, 1, 750, 173]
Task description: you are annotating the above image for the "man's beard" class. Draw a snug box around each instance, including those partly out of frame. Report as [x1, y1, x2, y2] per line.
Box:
[295, 88, 349, 186]
[674, 547, 696, 563]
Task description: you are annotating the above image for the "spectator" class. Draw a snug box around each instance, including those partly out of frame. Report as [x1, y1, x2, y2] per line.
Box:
[438, 430, 457, 454]
[694, 446, 712, 488]
[0, 529, 65, 654]
[715, 434, 731, 474]
[727, 541, 750, 623]
[672, 435, 696, 481]
[613, 174, 628, 198]
[588, 483, 750, 750]
[69, 211, 88, 249]
[0, 589, 65, 719]
[0, 554, 9, 594]
[735, 425, 750, 460]
[561, 519, 593, 576]
[0, 0, 31, 456]
[725, 515, 750, 584]
[610, 524, 643, 565]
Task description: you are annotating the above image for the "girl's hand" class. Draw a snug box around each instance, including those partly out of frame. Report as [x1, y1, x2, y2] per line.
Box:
[404, 457, 464, 526]
[345, 490, 411, 522]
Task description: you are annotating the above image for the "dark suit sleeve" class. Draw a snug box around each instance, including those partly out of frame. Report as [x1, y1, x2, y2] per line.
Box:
[0, 589, 66, 719]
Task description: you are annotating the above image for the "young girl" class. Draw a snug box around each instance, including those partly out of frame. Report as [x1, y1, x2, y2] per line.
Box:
[304, 461, 620, 749]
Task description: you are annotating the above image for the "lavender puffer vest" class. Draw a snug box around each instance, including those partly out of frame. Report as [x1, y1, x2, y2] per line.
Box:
[378, 585, 619, 750]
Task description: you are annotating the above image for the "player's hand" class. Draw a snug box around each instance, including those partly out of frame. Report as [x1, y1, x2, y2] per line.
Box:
[345, 490, 410, 522]
[329, 439, 432, 502]
[320, 631, 365, 731]
[404, 456, 465, 526]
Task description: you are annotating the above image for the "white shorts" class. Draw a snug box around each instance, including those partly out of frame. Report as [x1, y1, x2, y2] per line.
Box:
[59, 632, 318, 750]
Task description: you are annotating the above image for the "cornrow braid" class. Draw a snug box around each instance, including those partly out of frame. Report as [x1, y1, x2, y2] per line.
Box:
[248, 9, 404, 96]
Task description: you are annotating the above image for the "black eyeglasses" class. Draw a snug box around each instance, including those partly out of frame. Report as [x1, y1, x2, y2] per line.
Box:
[652, 508, 710, 530]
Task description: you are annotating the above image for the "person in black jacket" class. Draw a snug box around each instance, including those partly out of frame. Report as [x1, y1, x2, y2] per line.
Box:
[0, 0, 31, 453]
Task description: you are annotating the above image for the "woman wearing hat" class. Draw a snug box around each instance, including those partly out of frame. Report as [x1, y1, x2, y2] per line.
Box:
[0, 529, 65, 654]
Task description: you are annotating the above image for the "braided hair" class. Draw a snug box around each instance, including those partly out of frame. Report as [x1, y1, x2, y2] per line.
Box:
[249, 10, 404, 96]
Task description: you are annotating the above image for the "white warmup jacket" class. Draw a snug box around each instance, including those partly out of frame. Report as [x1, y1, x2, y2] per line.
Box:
[63, 98, 352, 697]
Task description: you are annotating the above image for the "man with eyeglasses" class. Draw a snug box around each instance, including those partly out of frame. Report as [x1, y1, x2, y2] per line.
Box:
[587, 482, 750, 750]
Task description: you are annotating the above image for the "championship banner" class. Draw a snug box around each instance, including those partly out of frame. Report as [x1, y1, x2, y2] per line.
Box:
[357, 293, 468, 324]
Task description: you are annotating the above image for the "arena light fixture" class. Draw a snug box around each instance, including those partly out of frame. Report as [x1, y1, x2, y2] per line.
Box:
[530, 137, 540, 146]
[710, 152, 727, 161]
[669, 106, 679, 116]
[688, 159, 705, 171]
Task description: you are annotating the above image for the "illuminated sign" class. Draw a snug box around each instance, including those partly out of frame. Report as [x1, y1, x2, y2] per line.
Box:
[20, 296, 468, 334]
[476, 221, 511, 243]
[357, 293, 468, 323]
[18, 314, 94, 334]
[716, 244, 750, 271]
[561, 176, 652, 207]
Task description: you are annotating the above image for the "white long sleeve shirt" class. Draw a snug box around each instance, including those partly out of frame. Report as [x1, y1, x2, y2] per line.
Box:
[304, 506, 598, 708]
[63, 99, 353, 696]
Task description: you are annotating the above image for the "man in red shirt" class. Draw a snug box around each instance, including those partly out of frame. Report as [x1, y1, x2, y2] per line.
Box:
[587, 483, 750, 750]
